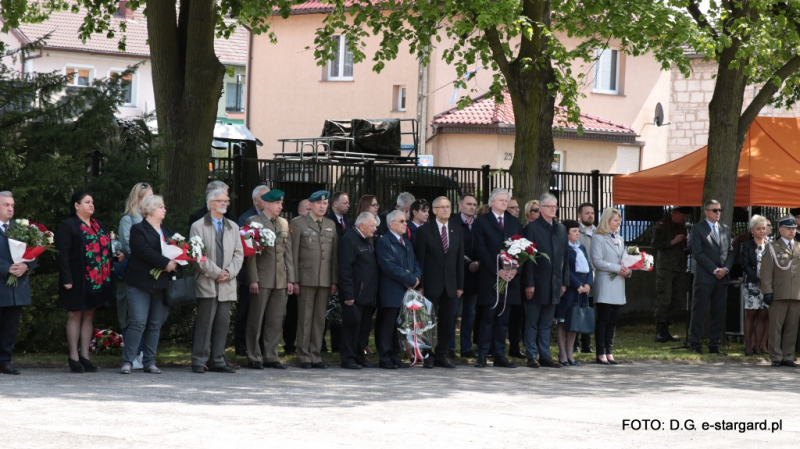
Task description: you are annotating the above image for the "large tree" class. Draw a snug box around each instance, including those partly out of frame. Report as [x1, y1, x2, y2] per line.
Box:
[673, 0, 800, 222]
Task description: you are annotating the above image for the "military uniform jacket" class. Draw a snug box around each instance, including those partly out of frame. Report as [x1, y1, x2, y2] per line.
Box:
[651, 217, 687, 272]
[290, 214, 338, 287]
[245, 212, 296, 289]
[760, 239, 800, 301]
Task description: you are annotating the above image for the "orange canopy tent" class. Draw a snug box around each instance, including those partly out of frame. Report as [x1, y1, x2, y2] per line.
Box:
[613, 116, 800, 207]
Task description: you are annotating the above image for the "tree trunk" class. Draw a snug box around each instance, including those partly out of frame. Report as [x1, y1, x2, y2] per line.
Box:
[703, 42, 747, 226]
[146, 0, 225, 223]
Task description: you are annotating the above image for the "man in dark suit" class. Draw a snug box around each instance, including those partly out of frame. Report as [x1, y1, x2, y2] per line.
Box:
[690, 199, 734, 354]
[0, 191, 37, 375]
[415, 196, 464, 368]
[190, 180, 236, 224]
[378, 192, 415, 236]
[338, 212, 380, 369]
[449, 194, 479, 357]
[523, 193, 570, 368]
[472, 188, 523, 368]
[375, 210, 421, 369]
[326, 191, 353, 239]
[234, 185, 270, 356]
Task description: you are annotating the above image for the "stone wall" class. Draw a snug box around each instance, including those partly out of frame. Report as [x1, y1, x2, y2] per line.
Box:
[668, 58, 800, 161]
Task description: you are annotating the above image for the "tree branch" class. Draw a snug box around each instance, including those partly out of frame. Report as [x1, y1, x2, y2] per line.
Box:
[739, 54, 800, 132]
[686, 0, 719, 39]
[483, 26, 511, 78]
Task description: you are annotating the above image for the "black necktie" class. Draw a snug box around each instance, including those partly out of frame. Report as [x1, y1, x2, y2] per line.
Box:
[317, 220, 322, 232]
[1, 223, 6, 234]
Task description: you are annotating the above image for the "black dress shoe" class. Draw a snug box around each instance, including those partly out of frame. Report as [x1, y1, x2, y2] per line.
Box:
[447, 349, 456, 359]
[781, 360, 797, 367]
[312, 362, 328, 369]
[493, 357, 517, 368]
[474, 356, 487, 368]
[596, 357, 610, 365]
[211, 365, 237, 373]
[264, 361, 287, 369]
[434, 359, 456, 368]
[192, 365, 206, 373]
[68, 357, 85, 373]
[526, 358, 540, 368]
[341, 362, 362, 370]
[689, 347, 703, 354]
[79, 356, 98, 373]
[771, 361, 782, 367]
[357, 361, 377, 368]
[461, 350, 477, 358]
[247, 361, 264, 370]
[539, 358, 561, 368]
[299, 362, 312, 369]
[707, 347, 726, 355]
[423, 358, 434, 369]
[393, 360, 411, 369]
[0, 364, 20, 375]
[379, 362, 398, 369]
[607, 358, 620, 365]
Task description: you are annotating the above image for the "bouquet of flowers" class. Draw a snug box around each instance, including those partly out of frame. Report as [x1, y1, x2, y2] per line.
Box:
[609, 246, 654, 280]
[239, 222, 276, 257]
[150, 233, 206, 279]
[495, 235, 549, 294]
[90, 328, 124, 354]
[5, 219, 55, 286]
[397, 289, 437, 366]
[326, 293, 342, 324]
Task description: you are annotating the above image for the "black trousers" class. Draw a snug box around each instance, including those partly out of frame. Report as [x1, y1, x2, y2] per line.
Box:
[595, 303, 622, 355]
[0, 305, 22, 365]
[234, 278, 250, 354]
[340, 303, 374, 365]
[690, 282, 727, 348]
[377, 307, 401, 364]
[283, 293, 298, 353]
[507, 304, 525, 353]
[477, 304, 510, 358]
[427, 294, 455, 361]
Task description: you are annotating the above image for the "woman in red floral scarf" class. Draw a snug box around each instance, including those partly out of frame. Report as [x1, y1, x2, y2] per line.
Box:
[55, 191, 123, 373]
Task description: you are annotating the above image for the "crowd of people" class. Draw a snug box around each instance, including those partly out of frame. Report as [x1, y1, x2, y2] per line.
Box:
[2, 182, 798, 376]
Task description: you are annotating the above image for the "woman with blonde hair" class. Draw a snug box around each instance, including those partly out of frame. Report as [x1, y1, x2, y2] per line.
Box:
[740, 214, 770, 355]
[524, 200, 540, 225]
[590, 207, 629, 365]
[117, 182, 153, 369]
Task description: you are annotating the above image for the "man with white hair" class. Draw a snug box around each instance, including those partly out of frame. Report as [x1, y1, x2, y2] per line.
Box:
[190, 180, 237, 224]
[234, 184, 270, 356]
[378, 192, 415, 235]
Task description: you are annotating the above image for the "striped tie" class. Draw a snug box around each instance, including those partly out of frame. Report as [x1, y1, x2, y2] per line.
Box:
[441, 224, 449, 254]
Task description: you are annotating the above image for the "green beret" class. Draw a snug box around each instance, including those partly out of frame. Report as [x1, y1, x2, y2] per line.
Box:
[262, 189, 285, 203]
[309, 190, 331, 202]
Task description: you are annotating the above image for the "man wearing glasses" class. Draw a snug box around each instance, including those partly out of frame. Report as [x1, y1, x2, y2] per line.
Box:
[689, 199, 733, 355]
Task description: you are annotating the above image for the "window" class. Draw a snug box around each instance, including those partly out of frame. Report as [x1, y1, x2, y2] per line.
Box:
[226, 74, 245, 112]
[66, 67, 91, 87]
[328, 35, 354, 81]
[393, 85, 407, 111]
[593, 49, 619, 94]
[110, 71, 134, 106]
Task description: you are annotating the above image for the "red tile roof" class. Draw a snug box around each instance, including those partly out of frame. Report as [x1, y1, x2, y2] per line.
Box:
[288, 1, 383, 14]
[6, 7, 247, 64]
[433, 91, 636, 134]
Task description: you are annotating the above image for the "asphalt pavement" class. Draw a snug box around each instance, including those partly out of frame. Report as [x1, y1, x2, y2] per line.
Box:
[1, 361, 798, 448]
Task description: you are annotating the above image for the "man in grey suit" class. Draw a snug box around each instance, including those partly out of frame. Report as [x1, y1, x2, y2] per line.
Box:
[689, 199, 734, 354]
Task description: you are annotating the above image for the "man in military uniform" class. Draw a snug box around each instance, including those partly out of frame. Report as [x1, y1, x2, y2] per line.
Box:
[651, 206, 691, 342]
[760, 217, 800, 367]
[290, 190, 338, 369]
[245, 189, 296, 369]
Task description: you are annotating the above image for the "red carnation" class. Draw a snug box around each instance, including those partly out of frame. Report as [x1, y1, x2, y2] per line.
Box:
[103, 340, 110, 347]
[510, 235, 522, 241]
[525, 246, 534, 255]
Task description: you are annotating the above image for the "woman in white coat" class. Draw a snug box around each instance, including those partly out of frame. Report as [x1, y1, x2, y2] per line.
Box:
[591, 207, 630, 365]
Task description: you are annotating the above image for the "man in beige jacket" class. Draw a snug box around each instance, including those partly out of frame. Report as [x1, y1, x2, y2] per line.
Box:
[190, 188, 244, 373]
[760, 216, 800, 367]
[245, 189, 296, 369]
[290, 190, 338, 369]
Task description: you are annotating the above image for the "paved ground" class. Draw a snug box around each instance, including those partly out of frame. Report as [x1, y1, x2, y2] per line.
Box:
[1, 361, 798, 448]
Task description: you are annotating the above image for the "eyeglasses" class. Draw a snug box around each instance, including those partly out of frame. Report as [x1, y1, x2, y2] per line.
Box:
[707, 209, 721, 213]
[393, 219, 407, 223]
[531, 208, 540, 213]
[139, 183, 150, 189]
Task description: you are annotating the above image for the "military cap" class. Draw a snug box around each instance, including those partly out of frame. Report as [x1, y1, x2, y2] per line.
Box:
[790, 207, 800, 217]
[262, 189, 285, 202]
[778, 216, 798, 228]
[309, 190, 331, 202]
[674, 206, 693, 215]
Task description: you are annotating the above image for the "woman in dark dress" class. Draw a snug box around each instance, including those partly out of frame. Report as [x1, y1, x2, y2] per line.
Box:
[741, 215, 770, 355]
[55, 191, 120, 373]
[555, 220, 593, 366]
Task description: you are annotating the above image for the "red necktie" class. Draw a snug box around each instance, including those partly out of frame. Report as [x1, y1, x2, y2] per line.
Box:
[399, 237, 405, 247]
[340, 217, 346, 232]
[498, 216, 504, 230]
[441, 224, 449, 253]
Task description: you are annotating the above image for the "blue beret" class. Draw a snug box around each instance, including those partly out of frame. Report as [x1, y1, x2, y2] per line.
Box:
[309, 190, 331, 202]
[261, 189, 284, 203]
[778, 216, 797, 228]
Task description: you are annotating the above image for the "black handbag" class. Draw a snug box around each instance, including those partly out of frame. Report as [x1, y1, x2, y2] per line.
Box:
[164, 275, 197, 307]
[565, 294, 595, 334]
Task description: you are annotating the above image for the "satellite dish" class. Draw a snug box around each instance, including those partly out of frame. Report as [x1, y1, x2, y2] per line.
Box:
[654, 103, 665, 127]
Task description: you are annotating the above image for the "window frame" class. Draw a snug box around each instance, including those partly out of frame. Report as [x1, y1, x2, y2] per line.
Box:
[108, 68, 136, 107]
[225, 74, 246, 112]
[64, 64, 94, 88]
[327, 35, 354, 81]
[592, 48, 620, 95]
[397, 86, 407, 111]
